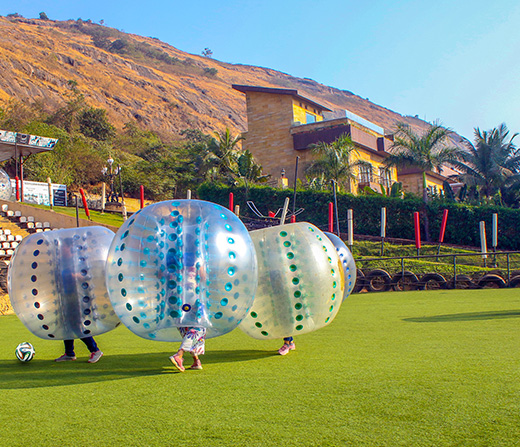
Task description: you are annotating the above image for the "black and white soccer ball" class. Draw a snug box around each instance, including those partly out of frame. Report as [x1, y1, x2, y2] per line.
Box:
[15, 342, 35, 362]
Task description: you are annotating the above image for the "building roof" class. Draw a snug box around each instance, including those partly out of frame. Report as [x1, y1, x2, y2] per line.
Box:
[0, 131, 57, 162]
[397, 168, 456, 183]
[232, 84, 332, 112]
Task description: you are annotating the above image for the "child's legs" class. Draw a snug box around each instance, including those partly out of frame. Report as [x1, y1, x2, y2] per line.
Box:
[178, 327, 206, 357]
[64, 339, 75, 356]
[80, 336, 99, 353]
[283, 337, 294, 344]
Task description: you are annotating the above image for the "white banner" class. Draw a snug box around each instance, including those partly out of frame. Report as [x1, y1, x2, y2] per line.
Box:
[10, 179, 67, 206]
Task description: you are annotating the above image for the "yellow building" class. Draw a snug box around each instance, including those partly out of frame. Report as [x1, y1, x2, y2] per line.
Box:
[397, 168, 451, 198]
[232, 84, 399, 193]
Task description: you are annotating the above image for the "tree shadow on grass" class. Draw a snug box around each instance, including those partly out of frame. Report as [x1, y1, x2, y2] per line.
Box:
[403, 310, 520, 323]
[0, 349, 275, 390]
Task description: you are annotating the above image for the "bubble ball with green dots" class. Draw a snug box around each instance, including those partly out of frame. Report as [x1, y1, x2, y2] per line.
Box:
[240, 222, 348, 340]
[8, 227, 120, 340]
[324, 232, 357, 301]
[105, 199, 258, 341]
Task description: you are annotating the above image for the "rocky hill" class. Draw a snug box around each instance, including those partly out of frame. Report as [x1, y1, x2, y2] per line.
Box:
[0, 16, 466, 145]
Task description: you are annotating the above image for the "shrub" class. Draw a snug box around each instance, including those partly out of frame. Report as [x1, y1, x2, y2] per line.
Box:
[197, 183, 520, 250]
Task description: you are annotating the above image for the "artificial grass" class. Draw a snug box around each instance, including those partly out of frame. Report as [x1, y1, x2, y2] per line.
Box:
[1, 288, 519, 446]
[25, 203, 126, 228]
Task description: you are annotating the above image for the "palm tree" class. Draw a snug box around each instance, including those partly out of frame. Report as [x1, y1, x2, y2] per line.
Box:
[384, 122, 463, 201]
[199, 128, 244, 182]
[236, 149, 269, 198]
[451, 124, 520, 202]
[305, 134, 359, 192]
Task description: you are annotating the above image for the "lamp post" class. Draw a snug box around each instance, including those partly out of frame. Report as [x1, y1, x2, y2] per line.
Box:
[101, 157, 120, 203]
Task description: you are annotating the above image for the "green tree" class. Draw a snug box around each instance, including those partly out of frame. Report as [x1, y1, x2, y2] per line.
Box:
[236, 149, 269, 197]
[78, 107, 115, 141]
[202, 128, 244, 181]
[451, 124, 520, 203]
[39, 12, 49, 20]
[305, 134, 360, 192]
[384, 122, 463, 202]
[20, 122, 108, 187]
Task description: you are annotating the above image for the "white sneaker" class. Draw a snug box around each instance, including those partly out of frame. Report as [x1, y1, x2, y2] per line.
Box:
[55, 354, 76, 362]
[87, 351, 103, 363]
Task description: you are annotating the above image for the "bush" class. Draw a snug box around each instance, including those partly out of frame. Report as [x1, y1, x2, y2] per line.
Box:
[198, 183, 520, 250]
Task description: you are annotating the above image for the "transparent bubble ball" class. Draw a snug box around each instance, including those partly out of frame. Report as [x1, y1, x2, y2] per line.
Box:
[105, 199, 258, 342]
[240, 223, 345, 340]
[8, 227, 119, 340]
[324, 232, 357, 301]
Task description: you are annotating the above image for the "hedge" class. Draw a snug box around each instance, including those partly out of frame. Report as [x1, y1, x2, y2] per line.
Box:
[197, 183, 520, 250]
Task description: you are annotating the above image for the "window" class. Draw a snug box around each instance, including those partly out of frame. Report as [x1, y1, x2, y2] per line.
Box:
[379, 168, 392, 188]
[305, 113, 316, 124]
[358, 164, 372, 183]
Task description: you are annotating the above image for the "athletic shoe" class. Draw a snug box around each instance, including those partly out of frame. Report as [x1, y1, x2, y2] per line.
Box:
[170, 354, 185, 372]
[87, 351, 103, 363]
[278, 343, 296, 356]
[190, 359, 203, 370]
[55, 354, 76, 362]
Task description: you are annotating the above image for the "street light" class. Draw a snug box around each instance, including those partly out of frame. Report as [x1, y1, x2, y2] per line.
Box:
[102, 157, 120, 203]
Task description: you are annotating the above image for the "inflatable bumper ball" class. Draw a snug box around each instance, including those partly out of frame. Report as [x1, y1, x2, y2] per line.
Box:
[8, 227, 119, 340]
[240, 223, 345, 340]
[324, 232, 356, 301]
[105, 199, 258, 341]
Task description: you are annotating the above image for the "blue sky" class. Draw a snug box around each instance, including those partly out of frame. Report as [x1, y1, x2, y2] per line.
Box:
[3, 0, 520, 141]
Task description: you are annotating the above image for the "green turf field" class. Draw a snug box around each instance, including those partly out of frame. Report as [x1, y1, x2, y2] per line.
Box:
[1, 288, 519, 446]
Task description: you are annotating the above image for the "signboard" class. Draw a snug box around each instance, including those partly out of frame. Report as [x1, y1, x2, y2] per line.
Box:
[0, 131, 58, 148]
[10, 179, 67, 206]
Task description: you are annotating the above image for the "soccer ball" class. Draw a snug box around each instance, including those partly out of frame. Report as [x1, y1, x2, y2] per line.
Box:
[15, 342, 35, 362]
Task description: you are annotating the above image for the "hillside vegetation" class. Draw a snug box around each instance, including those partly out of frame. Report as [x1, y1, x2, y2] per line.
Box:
[0, 16, 466, 143]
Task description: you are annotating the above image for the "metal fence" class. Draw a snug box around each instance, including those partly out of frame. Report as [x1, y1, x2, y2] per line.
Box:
[354, 251, 520, 293]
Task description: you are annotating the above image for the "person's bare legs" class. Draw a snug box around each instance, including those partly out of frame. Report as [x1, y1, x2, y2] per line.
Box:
[190, 354, 202, 370]
[170, 349, 185, 372]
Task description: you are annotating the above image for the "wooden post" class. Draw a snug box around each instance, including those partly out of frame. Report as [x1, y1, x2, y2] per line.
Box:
[480, 221, 488, 267]
[101, 183, 106, 214]
[47, 177, 53, 210]
[380, 207, 386, 256]
[347, 209, 354, 250]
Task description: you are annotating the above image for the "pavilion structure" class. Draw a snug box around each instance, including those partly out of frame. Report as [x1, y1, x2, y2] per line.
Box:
[0, 130, 57, 201]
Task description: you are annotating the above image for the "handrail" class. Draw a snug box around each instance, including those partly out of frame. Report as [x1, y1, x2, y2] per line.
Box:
[356, 251, 520, 262]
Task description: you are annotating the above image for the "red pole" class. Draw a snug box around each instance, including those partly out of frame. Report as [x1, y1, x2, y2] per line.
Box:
[290, 214, 296, 223]
[328, 202, 334, 232]
[15, 176, 20, 201]
[140, 185, 144, 209]
[439, 209, 449, 243]
[229, 192, 234, 211]
[20, 158, 24, 202]
[79, 188, 90, 220]
[414, 212, 421, 252]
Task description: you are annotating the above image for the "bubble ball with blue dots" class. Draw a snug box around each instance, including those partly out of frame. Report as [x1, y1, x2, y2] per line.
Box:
[0, 168, 13, 200]
[8, 227, 120, 340]
[105, 199, 258, 341]
[324, 232, 357, 301]
[240, 223, 346, 340]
